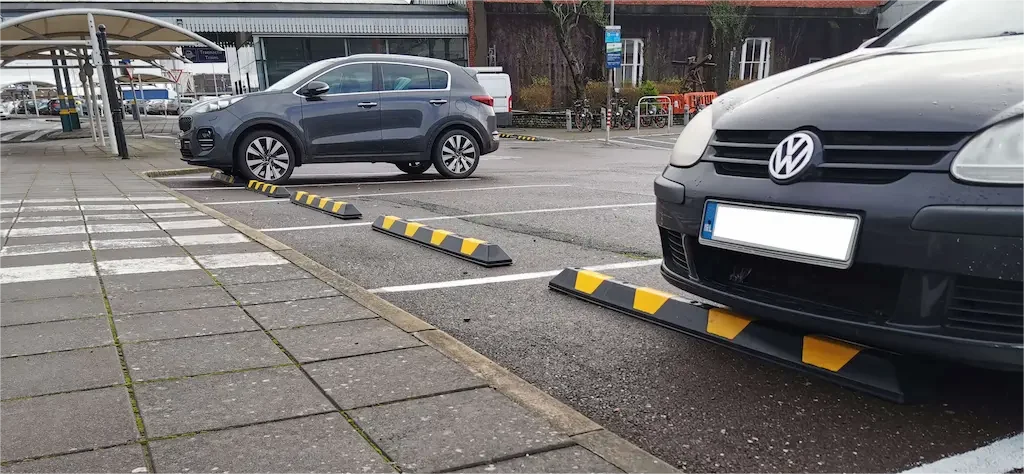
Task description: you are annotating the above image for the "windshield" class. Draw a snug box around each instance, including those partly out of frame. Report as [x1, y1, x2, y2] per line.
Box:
[265, 58, 338, 92]
[874, 0, 1023, 48]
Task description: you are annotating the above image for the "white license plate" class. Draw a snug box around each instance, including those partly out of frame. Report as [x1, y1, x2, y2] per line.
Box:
[699, 200, 860, 269]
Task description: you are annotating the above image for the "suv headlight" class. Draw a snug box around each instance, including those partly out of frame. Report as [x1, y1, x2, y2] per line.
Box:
[669, 107, 714, 168]
[190, 96, 245, 115]
[950, 116, 1023, 185]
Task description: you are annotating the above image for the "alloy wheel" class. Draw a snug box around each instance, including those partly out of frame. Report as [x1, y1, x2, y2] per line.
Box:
[245, 136, 290, 181]
[440, 134, 477, 174]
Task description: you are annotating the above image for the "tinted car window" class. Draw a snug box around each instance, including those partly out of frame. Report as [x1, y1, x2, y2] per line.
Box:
[428, 69, 449, 90]
[382, 64, 431, 91]
[315, 64, 374, 94]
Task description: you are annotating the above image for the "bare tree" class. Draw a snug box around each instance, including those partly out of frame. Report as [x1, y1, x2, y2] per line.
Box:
[542, 0, 604, 101]
[709, 0, 751, 91]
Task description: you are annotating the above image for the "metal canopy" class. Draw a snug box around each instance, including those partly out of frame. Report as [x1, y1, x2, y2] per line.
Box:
[0, 8, 223, 62]
[114, 73, 173, 84]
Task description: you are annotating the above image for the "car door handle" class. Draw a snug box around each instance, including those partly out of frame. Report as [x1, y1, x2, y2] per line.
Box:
[357, 102, 378, 108]
[429, 99, 448, 105]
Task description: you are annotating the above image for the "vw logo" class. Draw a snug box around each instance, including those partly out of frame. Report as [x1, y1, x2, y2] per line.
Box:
[768, 131, 820, 184]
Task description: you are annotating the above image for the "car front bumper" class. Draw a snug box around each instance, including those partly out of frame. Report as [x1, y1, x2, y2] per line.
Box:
[655, 163, 1023, 371]
[177, 111, 239, 169]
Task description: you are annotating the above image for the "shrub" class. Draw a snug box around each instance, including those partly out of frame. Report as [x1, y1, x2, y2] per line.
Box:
[517, 77, 553, 112]
[532, 75, 551, 86]
[638, 80, 659, 98]
[585, 81, 607, 110]
[618, 86, 642, 109]
[726, 78, 756, 91]
[653, 77, 687, 95]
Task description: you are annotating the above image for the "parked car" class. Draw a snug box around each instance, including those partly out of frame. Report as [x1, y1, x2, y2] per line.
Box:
[178, 54, 499, 184]
[477, 72, 512, 127]
[0, 106, 9, 120]
[654, 0, 1022, 370]
[145, 99, 169, 115]
[46, 99, 61, 115]
[165, 98, 196, 115]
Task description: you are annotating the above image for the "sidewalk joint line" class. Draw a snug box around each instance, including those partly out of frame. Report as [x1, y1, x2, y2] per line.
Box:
[0, 440, 146, 468]
[0, 314, 107, 330]
[142, 410, 335, 443]
[131, 362, 297, 385]
[343, 385, 490, 412]
[0, 342, 115, 360]
[435, 440, 579, 473]
[0, 382, 127, 403]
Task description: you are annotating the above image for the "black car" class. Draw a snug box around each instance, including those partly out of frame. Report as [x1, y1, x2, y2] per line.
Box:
[178, 54, 499, 183]
[655, 0, 1023, 370]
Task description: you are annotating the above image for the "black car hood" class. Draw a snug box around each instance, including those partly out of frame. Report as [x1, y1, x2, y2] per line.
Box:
[713, 36, 1024, 133]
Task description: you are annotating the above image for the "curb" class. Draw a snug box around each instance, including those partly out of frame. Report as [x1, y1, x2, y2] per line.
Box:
[144, 166, 210, 178]
[498, 132, 557, 142]
[139, 169, 678, 473]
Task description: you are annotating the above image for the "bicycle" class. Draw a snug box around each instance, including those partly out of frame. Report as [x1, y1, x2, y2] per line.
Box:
[639, 101, 668, 128]
[616, 97, 634, 130]
[572, 98, 594, 132]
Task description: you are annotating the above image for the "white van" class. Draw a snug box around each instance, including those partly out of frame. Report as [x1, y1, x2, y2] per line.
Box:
[476, 73, 512, 127]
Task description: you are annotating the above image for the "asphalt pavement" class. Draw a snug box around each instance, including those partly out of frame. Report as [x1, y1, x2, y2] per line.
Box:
[164, 137, 1024, 473]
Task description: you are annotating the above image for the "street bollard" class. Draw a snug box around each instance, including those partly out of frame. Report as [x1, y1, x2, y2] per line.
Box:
[565, 109, 572, 131]
[683, 104, 690, 126]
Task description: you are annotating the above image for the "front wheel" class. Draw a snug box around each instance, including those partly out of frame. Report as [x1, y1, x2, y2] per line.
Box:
[395, 161, 433, 175]
[432, 130, 480, 179]
[583, 111, 594, 132]
[620, 110, 635, 130]
[236, 130, 296, 184]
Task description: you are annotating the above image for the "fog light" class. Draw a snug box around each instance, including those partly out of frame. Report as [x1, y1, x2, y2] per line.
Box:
[197, 128, 215, 150]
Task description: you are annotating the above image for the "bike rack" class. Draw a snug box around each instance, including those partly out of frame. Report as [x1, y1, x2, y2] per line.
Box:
[636, 95, 672, 136]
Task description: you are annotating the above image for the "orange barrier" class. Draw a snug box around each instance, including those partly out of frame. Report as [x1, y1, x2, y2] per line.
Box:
[667, 92, 719, 114]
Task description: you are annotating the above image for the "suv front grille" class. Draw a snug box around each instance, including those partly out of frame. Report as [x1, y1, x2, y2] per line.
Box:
[707, 130, 969, 184]
[690, 242, 902, 321]
[946, 276, 1023, 337]
[178, 116, 192, 132]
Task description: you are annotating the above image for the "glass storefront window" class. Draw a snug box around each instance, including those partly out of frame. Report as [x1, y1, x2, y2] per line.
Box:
[348, 38, 387, 55]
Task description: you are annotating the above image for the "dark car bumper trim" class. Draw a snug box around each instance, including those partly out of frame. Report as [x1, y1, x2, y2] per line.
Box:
[547, 267, 931, 403]
[911, 205, 1024, 237]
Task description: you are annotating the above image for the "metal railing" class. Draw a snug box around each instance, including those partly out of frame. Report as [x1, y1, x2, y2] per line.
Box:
[636, 95, 672, 135]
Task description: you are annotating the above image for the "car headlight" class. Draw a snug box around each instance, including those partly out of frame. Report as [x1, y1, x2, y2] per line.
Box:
[669, 107, 714, 168]
[190, 96, 245, 115]
[950, 116, 1023, 185]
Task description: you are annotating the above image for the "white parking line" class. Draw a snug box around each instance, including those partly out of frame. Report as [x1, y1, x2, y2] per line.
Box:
[208, 184, 573, 206]
[98, 256, 200, 275]
[1, 241, 91, 257]
[195, 252, 288, 269]
[7, 225, 86, 237]
[261, 202, 656, 232]
[369, 259, 663, 293]
[172, 177, 482, 192]
[1, 262, 97, 284]
[901, 433, 1022, 473]
[174, 234, 250, 246]
[156, 219, 224, 230]
[86, 223, 160, 233]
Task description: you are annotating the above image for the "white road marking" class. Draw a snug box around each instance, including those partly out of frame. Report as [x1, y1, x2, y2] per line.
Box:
[1, 209, 19, 215]
[262, 202, 656, 232]
[136, 203, 190, 210]
[22, 198, 77, 204]
[629, 136, 676, 145]
[157, 219, 224, 230]
[610, 138, 673, 150]
[901, 433, 1022, 473]
[369, 259, 664, 294]
[18, 205, 80, 212]
[7, 225, 86, 237]
[0, 199, 21, 205]
[17, 215, 84, 223]
[1, 262, 97, 284]
[208, 184, 573, 206]
[174, 234, 250, 246]
[79, 204, 137, 211]
[91, 237, 176, 250]
[87, 223, 161, 233]
[77, 197, 129, 202]
[483, 155, 522, 160]
[1, 241, 91, 256]
[128, 196, 177, 202]
[195, 252, 288, 269]
[97, 256, 199, 275]
[172, 177, 482, 192]
[85, 214, 150, 221]
[20, 129, 53, 142]
[145, 211, 208, 219]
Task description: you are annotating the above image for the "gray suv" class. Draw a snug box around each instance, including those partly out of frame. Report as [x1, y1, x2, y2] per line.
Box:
[178, 54, 499, 183]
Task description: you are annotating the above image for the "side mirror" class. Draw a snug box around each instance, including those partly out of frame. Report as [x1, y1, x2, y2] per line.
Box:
[300, 81, 330, 97]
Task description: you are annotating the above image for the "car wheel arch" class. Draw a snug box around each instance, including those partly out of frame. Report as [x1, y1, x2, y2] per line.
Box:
[429, 120, 484, 157]
[232, 120, 306, 168]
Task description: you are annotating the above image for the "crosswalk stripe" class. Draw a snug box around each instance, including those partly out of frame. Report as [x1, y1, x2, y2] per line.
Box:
[18, 205, 79, 212]
[80, 204, 137, 211]
[85, 214, 149, 221]
[17, 215, 85, 223]
[195, 252, 288, 269]
[91, 237, 176, 250]
[157, 219, 224, 230]
[1, 262, 96, 284]
[136, 203, 190, 210]
[86, 223, 160, 233]
[2, 131, 34, 142]
[174, 234, 250, 245]
[128, 196, 178, 202]
[145, 211, 207, 219]
[22, 199, 77, 204]
[21, 129, 53, 142]
[97, 256, 199, 275]
[7, 225, 86, 237]
[77, 197, 129, 202]
[0, 241, 91, 257]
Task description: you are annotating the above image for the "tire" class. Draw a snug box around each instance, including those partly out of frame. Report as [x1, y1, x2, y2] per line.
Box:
[432, 129, 481, 179]
[583, 111, 594, 132]
[236, 130, 296, 184]
[621, 110, 634, 130]
[395, 161, 433, 175]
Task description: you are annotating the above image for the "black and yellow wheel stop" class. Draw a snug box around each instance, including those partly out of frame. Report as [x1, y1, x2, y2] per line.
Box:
[211, 170, 239, 186]
[291, 191, 362, 220]
[371, 215, 512, 267]
[246, 179, 291, 198]
[548, 267, 933, 403]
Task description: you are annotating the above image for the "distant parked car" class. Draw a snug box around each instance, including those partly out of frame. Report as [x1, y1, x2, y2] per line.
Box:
[165, 98, 196, 115]
[145, 99, 169, 115]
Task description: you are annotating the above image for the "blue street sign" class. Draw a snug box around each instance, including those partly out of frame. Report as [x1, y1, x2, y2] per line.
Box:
[182, 47, 227, 64]
[604, 26, 621, 44]
[606, 40, 623, 69]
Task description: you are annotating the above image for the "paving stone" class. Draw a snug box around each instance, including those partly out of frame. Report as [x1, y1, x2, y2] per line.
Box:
[0, 318, 113, 357]
[94, 246, 189, 261]
[163, 226, 232, 237]
[0, 277, 101, 302]
[1, 346, 124, 399]
[272, 319, 422, 363]
[451, 446, 623, 473]
[183, 241, 268, 256]
[210, 264, 313, 285]
[107, 285, 235, 315]
[0, 294, 107, 326]
[87, 230, 170, 241]
[102, 269, 216, 293]
[5, 233, 89, 246]
[149, 413, 389, 473]
[0, 443, 146, 473]
[224, 278, 338, 305]
[0, 250, 94, 267]
[114, 306, 258, 342]
[134, 366, 334, 437]
[244, 296, 378, 329]
[123, 332, 290, 381]
[0, 387, 138, 461]
[351, 388, 569, 472]
[307, 346, 485, 409]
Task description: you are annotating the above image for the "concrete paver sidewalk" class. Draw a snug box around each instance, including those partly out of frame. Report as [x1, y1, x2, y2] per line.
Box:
[0, 140, 669, 473]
